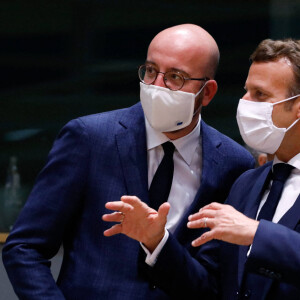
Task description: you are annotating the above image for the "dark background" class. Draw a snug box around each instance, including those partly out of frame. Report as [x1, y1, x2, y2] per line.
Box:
[0, 1, 300, 299]
[0, 0, 300, 230]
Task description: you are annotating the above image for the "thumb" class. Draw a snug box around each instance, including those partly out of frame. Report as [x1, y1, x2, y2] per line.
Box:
[157, 202, 171, 221]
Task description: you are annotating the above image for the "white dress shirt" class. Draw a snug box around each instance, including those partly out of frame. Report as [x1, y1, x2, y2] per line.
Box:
[141, 116, 203, 265]
[145, 116, 202, 233]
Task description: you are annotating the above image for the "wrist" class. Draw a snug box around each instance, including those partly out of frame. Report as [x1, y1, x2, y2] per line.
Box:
[246, 220, 259, 245]
[143, 231, 165, 253]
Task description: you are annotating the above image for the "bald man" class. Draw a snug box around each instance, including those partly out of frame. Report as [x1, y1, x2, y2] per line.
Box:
[3, 24, 254, 299]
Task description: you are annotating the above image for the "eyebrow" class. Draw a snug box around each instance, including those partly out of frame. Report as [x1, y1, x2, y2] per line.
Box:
[145, 60, 190, 77]
[244, 83, 270, 95]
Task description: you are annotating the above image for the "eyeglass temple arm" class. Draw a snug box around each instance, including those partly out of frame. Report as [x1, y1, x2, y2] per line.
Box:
[185, 77, 210, 81]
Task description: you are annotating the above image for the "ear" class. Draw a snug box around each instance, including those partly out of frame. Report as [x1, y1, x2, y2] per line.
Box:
[201, 80, 218, 107]
[258, 153, 267, 166]
[296, 97, 300, 119]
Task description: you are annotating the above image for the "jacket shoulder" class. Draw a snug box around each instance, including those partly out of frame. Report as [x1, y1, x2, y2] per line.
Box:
[62, 103, 143, 136]
[202, 121, 255, 165]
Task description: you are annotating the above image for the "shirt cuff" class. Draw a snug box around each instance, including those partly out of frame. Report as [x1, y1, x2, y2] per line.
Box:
[140, 228, 169, 267]
[247, 244, 252, 257]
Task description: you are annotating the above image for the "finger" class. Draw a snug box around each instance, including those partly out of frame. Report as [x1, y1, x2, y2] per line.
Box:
[157, 202, 170, 220]
[121, 195, 142, 206]
[102, 212, 124, 223]
[188, 209, 216, 221]
[191, 230, 215, 247]
[121, 195, 147, 209]
[103, 224, 122, 237]
[200, 202, 226, 212]
[105, 201, 133, 213]
[187, 217, 213, 229]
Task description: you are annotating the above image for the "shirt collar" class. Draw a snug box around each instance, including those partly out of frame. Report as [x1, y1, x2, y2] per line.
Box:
[145, 116, 201, 166]
[273, 153, 300, 171]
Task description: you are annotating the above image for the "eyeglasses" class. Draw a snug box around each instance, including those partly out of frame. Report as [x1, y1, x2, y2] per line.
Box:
[138, 64, 210, 91]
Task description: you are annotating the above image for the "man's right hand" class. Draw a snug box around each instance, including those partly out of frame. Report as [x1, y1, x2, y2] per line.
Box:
[102, 196, 170, 252]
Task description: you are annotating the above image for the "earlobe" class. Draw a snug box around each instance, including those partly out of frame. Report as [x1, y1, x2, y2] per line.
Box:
[294, 97, 300, 118]
[297, 100, 300, 119]
[258, 153, 267, 166]
[202, 80, 218, 107]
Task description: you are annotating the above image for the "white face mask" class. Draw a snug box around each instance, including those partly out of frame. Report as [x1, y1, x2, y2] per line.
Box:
[236, 95, 300, 154]
[140, 82, 206, 132]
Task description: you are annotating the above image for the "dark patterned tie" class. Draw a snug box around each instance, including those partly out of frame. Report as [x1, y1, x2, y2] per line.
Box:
[149, 142, 175, 211]
[257, 163, 294, 221]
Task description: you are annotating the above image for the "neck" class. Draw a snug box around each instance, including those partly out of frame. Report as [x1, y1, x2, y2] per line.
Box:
[276, 148, 300, 162]
[275, 128, 300, 162]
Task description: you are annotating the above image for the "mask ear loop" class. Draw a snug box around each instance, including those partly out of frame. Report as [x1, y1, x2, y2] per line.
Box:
[271, 94, 300, 131]
[193, 82, 208, 116]
[195, 81, 208, 97]
[286, 118, 300, 131]
[271, 94, 300, 106]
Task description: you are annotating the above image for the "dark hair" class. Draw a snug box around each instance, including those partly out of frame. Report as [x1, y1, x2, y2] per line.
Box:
[250, 39, 300, 99]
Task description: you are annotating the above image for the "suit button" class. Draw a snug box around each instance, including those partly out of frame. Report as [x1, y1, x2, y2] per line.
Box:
[244, 289, 251, 298]
[149, 284, 156, 290]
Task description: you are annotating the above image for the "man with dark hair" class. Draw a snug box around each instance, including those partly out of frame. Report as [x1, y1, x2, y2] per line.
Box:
[2, 24, 254, 299]
[250, 39, 300, 96]
[103, 38, 300, 299]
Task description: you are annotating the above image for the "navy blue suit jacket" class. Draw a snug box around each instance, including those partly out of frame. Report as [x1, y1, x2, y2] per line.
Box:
[148, 162, 300, 299]
[2, 103, 254, 299]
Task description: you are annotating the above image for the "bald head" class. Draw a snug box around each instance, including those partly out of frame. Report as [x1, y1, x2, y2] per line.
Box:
[147, 24, 220, 78]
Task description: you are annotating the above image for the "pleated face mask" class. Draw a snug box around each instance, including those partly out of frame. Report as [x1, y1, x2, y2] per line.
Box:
[236, 95, 300, 154]
[140, 82, 206, 132]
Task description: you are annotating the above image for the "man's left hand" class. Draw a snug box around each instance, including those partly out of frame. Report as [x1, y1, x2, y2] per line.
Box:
[187, 202, 259, 247]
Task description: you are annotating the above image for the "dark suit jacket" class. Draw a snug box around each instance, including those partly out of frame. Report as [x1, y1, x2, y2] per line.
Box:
[2, 103, 254, 299]
[148, 162, 300, 300]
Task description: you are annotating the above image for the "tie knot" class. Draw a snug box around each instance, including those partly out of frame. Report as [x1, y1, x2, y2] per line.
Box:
[162, 142, 175, 157]
[272, 163, 294, 182]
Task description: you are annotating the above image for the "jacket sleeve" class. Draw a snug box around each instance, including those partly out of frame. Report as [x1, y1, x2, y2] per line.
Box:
[245, 220, 300, 286]
[2, 118, 90, 300]
[142, 233, 220, 299]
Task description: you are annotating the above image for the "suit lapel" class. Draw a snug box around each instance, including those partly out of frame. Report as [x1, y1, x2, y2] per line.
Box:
[278, 193, 300, 229]
[115, 104, 149, 203]
[238, 170, 299, 298]
[237, 165, 272, 286]
[174, 122, 225, 241]
[242, 165, 272, 219]
[251, 193, 300, 299]
[192, 121, 224, 210]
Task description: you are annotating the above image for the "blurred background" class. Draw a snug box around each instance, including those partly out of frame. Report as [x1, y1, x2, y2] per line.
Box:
[0, 0, 299, 298]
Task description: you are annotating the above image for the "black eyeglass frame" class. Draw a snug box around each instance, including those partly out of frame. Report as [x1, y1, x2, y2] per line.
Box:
[138, 64, 210, 91]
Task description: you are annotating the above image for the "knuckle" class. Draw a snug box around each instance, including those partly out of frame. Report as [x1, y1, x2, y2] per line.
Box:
[215, 228, 224, 240]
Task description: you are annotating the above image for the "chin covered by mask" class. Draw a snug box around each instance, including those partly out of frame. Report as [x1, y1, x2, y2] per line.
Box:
[236, 95, 300, 154]
[140, 82, 206, 132]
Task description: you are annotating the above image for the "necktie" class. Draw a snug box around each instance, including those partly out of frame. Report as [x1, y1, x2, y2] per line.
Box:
[257, 163, 294, 221]
[149, 142, 175, 211]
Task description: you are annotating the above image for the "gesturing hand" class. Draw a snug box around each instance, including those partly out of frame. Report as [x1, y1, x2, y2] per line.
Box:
[102, 196, 170, 252]
[187, 202, 259, 247]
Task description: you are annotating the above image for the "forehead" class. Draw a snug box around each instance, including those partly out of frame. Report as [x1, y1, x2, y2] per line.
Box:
[246, 59, 294, 93]
[147, 33, 208, 75]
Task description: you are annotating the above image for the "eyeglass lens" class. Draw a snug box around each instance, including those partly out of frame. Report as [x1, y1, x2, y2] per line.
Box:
[139, 65, 184, 91]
